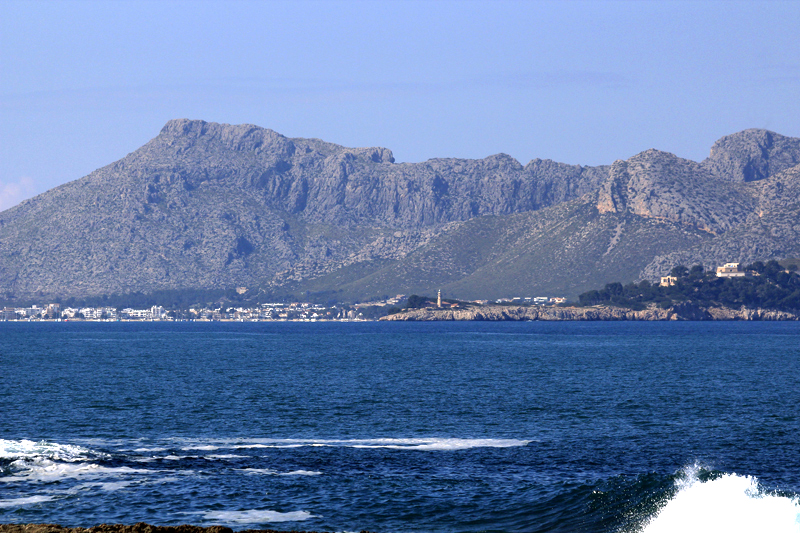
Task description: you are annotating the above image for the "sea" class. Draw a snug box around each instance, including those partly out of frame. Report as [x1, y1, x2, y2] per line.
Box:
[1, 321, 800, 532]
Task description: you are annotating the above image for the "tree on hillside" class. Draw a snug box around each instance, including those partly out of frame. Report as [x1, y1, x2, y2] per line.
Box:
[406, 295, 430, 308]
[670, 265, 689, 278]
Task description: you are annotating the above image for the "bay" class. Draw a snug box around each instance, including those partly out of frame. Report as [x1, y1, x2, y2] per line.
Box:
[1, 321, 799, 532]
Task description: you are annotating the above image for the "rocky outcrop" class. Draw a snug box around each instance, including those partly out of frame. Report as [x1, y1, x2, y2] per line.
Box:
[701, 129, 800, 182]
[380, 305, 799, 321]
[596, 150, 755, 234]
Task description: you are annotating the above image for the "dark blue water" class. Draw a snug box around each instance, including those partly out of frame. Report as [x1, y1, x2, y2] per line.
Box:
[1, 321, 800, 532]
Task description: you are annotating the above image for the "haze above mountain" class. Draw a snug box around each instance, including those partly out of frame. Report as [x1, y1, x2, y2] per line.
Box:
[2, 119, 800, 302]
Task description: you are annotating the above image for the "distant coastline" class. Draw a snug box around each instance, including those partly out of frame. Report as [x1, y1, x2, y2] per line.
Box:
[379, 303, 800, 321]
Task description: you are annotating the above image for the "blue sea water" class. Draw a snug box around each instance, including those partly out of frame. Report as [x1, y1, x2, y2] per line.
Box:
[1, 321, 800, 532]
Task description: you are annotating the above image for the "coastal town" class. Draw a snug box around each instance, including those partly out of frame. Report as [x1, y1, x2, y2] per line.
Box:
[0, 292, 569, 322]
[3, 261, 797, 322]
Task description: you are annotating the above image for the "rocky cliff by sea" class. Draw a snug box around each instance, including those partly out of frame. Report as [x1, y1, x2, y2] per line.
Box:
[379, 304, 799, 321]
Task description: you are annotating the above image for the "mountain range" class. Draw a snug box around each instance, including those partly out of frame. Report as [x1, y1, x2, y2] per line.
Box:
[2, 119, 800, 302]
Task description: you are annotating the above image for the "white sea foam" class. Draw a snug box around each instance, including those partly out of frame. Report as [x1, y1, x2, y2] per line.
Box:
[94, 481, 136, 491]
[0, 459, 153, 483]
[348, 438, 531, 450]
[234, 444, 309, 449]
[0, 439, 105, 462]
[68, 480, 136, 493]
[0, 495, 55, 508]
[233, 438, 529, 450]
[640, 466, 800, 533]
[237, 468, 322, 476]
[181, 445, 220, 451]
[154, 477, 181, 484]
[202, 509, 315, 523]
[205, 454, 249, 460]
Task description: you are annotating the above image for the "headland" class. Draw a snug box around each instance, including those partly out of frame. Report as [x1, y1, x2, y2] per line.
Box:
[379, 303, 799, 321]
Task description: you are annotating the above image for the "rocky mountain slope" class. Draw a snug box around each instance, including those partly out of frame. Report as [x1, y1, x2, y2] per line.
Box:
[1, 120, 799, 302]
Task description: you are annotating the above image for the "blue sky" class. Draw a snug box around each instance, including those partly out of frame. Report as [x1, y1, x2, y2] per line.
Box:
[1, 0, 799, 210]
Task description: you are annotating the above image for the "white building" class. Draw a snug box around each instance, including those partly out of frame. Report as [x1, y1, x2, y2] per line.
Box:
[716, 262, 746, 278]
[123, 308, 151, 320]
[660, 276, 678, 287]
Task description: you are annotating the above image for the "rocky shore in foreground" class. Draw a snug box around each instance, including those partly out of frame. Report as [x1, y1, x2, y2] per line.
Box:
[379, 304, 799, 321]
[0, 524, 368, 533]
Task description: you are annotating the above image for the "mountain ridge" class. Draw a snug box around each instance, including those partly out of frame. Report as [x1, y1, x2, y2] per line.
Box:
[1, 120, 799, 302]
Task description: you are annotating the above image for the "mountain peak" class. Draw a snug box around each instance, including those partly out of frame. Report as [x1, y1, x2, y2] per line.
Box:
[159, 118, 209, 136]
[702, 128, 800, 182]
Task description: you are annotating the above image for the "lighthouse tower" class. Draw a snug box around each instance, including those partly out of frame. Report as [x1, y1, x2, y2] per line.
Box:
[437, 289, 442, 308]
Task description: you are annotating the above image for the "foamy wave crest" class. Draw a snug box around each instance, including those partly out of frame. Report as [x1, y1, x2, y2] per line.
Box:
[1, 460, 152, 483]
[0, 495, 55, 508]
[347, 438, 530, 450]
[234, 438, 529, 451]
[70, 480, 136, 492]
[640, 465, 800, 533]
[0, 439, 134, 483]
[202, 509, 315, 523]
[0, 439, 105, 462]
[238, 468, 322, 476]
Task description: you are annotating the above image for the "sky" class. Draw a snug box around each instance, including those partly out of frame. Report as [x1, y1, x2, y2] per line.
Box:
[1, 0, 799, 211]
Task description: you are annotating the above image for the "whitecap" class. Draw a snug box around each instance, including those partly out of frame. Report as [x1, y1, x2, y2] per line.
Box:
[232, 438, 529, 450]
[68, 480, 135, 493]
[237, 468, 322, 476]
[0, 459, 154, 483]
[640, 465, 800, 533]
[202, 509, 315, 523]
[233, 444, 309, 449]
[237, 468, 278, 475]
[0, 439, 106, 462]
[204, 454, 249, 460]
[346, 438, 531, 450]
[0, 495, 55, 508]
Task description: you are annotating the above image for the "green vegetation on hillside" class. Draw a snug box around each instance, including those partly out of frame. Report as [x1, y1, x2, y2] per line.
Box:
[579, 260, 800, 311]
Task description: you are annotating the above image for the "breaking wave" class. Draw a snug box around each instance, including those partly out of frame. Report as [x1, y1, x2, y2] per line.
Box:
[0, 439, 105, 463]
[237, 468, 322, 476]
[636, 465, 800, 533]
[232, 437, 530, 451]
[201, 509, 315, 523]
[0, 439, 148, 483]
